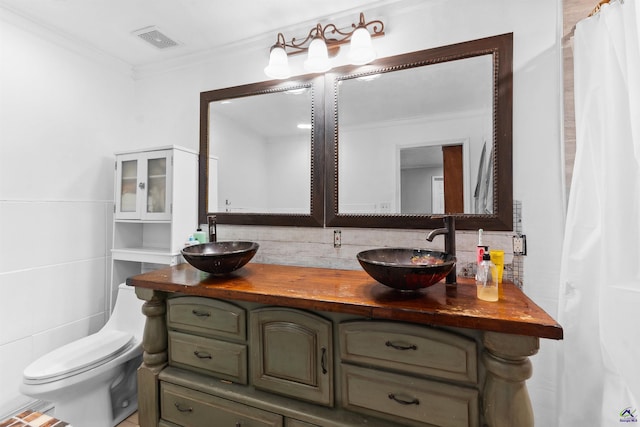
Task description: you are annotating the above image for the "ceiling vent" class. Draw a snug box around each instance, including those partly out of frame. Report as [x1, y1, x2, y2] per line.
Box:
[132, 26, 179, 49]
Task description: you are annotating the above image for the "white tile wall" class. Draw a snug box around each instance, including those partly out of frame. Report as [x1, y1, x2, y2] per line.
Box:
[0, 202, 108, 273]
[32, 313, 105, 361]
[0, 203, 111, 417]
[0, 12, 133, 417]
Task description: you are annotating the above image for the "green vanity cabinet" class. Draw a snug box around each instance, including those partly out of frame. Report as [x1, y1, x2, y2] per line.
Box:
[132, 263, 562, 427]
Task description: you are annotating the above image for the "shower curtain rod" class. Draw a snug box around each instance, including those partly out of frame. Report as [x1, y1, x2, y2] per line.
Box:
[564, 0, 620, 41]
[562, 0, 623, 43]
[589, 0, 626, 16]
[590, 0, 611, 16]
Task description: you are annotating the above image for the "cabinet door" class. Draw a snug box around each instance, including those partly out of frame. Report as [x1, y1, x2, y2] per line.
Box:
[115, 153, 140, 219]
[144, 152, 172, 220]
[115, 150, 172, 220]
[250, 308, 333, 407]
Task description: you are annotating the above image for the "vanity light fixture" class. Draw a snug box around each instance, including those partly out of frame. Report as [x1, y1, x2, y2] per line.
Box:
[264, 12, 384, 79]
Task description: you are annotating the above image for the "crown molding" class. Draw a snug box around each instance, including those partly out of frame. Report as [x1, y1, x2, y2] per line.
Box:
[0, 5, 134, 78]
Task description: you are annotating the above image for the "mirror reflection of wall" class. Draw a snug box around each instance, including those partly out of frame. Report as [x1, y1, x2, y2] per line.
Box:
[208, 87, 313, 214]
[400, 145, 444, 214]
[337, 54, 493, 216]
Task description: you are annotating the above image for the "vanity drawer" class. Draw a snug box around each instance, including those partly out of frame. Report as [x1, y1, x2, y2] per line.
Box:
[339, 321, 477, 383]
[169, 330, 247, 384]
[167, 296, 246, 340]
[161, 382, 283, 427]
[341, 364, 479, 427]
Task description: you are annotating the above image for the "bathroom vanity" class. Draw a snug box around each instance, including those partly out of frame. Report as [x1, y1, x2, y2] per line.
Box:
[128, 263, 562, 427]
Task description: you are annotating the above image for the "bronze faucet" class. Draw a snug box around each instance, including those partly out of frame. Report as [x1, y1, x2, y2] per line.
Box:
[426, 216, 457, 285]
[207, 215, 217, 243]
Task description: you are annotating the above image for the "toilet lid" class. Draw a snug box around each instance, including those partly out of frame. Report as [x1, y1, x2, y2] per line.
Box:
[24, 330, 134, 382]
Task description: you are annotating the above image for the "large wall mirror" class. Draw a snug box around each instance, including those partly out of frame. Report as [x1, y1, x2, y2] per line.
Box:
[326, 33, 513, 230]
[200, 33, 512, 230]
[199, 77, 325, 226]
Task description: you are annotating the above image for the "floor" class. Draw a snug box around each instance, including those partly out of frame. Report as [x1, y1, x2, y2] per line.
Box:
[116, 412, 139, 427]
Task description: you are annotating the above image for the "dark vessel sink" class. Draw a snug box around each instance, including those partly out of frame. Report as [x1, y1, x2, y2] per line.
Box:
[357, 248, 456, 291]
[181, 241, 259, 274]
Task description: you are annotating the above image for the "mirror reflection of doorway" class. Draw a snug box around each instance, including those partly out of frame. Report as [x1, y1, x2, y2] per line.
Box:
[432, 176, 444, 214]
[400, 144, 464, 214]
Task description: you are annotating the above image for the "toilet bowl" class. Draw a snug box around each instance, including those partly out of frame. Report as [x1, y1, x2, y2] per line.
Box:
[20, 283, 145, 427]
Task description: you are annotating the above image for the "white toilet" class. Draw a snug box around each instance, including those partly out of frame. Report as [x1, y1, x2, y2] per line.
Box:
[20, 283, 145, 427]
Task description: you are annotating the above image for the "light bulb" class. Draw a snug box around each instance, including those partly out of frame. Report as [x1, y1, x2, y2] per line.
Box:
[304, 37, 331, 73]
[348, 27, 376, 65]
[264, 46, 291, 79]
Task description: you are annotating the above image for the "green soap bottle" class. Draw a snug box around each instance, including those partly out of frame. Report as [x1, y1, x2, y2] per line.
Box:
[193, 228, 207, 244]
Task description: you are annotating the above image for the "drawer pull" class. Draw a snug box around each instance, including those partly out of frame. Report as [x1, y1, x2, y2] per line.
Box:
[388, 393, 420, 406]
[174, 402, 193, 412]
[385, 341, 417, 351]
[194, 350, 212, 359]
[321, 347, 328, 374]
[192, 309, 211, 317]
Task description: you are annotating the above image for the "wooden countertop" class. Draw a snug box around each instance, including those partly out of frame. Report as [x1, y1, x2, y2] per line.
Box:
[128, 263, 563, 340]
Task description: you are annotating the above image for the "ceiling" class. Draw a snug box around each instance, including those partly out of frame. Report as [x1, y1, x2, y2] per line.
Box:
[0, 0, 401, 67]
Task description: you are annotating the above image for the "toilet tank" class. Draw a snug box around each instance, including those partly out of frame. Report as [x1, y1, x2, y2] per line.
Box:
[103, 283, 145, 342]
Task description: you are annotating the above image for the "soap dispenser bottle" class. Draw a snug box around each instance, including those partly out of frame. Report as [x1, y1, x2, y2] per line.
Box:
[184, 235, 199, 247]
[476, 252, 498, 302]
[193, 228, 207, 244]
[476, 229, 488, 267]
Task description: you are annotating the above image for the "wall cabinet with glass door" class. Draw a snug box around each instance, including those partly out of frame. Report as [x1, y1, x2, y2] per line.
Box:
[110, 146, 198, 302]
[116, 149, 178, 220]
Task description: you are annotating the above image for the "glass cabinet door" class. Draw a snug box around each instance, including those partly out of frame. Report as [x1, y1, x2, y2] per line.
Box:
[144, 154, 172, 220]
[119, 159, 138, 214]
[115, 150, 172, 220]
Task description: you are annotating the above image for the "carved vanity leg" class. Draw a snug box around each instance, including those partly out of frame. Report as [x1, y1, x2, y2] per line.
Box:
[482, 332, 539, 427]
[135, 288, 168, 427]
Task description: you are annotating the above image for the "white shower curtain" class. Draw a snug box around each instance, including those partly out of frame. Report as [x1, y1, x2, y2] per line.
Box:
[559, 1, 640, 426]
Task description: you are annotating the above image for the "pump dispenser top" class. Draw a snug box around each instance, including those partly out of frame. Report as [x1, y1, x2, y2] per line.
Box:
[476, 229, 488, 265]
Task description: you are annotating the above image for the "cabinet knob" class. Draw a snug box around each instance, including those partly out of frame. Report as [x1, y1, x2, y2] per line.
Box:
[138, 182, 145, 190]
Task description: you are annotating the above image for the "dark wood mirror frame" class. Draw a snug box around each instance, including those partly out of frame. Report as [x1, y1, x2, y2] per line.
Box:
[326, 33, 513, 231]
[200, 33, 512, 231]
[199, 76, 325, 226]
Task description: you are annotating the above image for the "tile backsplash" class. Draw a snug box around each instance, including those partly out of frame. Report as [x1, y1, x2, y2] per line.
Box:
[218, 224, 517, 280]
